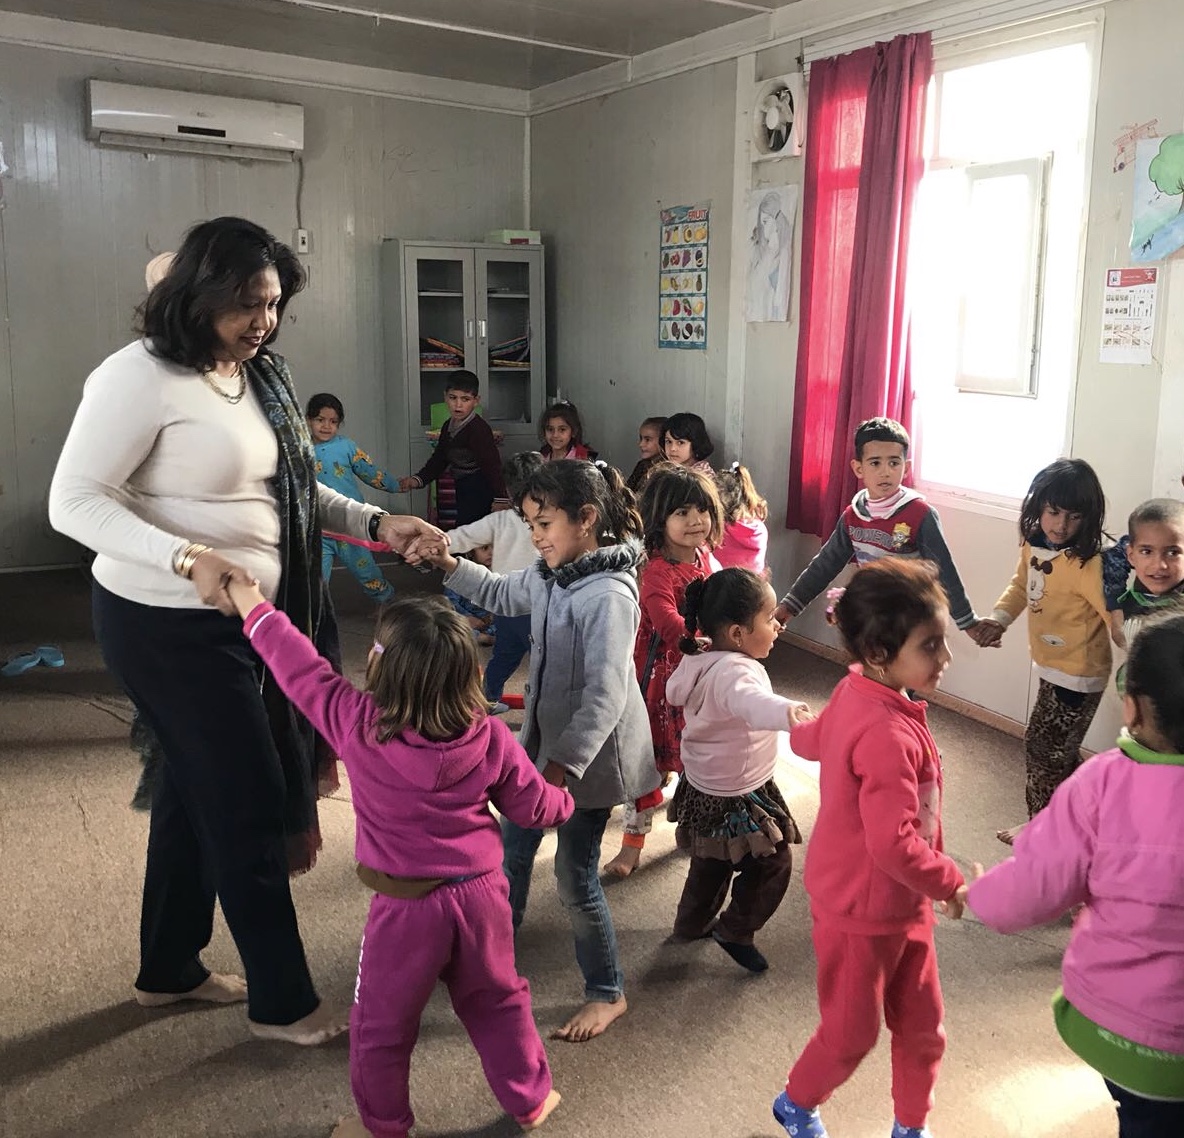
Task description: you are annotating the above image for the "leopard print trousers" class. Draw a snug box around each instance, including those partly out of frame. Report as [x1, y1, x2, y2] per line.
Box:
[1024, 679, 1103, 818]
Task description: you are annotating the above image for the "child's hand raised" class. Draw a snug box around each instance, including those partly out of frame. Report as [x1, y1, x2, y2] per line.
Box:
[411, 538, 458, 574]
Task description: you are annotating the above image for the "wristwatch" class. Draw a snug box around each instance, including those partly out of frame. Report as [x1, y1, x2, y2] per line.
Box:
[367, 512, 388, 543]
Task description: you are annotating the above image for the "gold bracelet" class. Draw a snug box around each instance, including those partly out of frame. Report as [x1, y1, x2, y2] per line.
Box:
[173, 542, 213, 579]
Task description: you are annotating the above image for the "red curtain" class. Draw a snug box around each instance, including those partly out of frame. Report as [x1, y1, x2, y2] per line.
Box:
[785, 33, 933, 537]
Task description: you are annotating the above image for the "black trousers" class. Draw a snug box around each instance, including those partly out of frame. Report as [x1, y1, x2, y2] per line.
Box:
[1106, 1080, 1184, 1138]
[673, 842, 792, 945]
[453, 472, 495, 526]
[93, 583, 319, 1025]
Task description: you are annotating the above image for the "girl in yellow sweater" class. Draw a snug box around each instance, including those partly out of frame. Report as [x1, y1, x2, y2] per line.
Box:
[973, 459, 1110, 845]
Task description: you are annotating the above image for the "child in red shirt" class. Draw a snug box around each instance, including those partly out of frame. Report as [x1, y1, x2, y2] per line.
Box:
[774, 559, 968, 1138]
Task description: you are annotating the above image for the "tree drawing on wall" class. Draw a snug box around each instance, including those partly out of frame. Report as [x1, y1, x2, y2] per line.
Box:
[1149, 135, 1184, 208]
[1130, 132, 1184, 262]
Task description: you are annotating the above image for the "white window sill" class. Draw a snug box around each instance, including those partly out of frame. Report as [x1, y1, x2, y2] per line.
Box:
[917, 480, 1021, 522]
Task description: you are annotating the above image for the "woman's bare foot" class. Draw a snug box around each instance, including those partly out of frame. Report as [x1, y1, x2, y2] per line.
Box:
[249, 1001, 350, 1046]
[520, 1089, 562, 1130]
[996, 823, 1026, 846]
[550, 997, 627, 1042]
[330, 1116, 376, 1138]
[603, 845, 641, 878]
[134, 972, 247, 1007]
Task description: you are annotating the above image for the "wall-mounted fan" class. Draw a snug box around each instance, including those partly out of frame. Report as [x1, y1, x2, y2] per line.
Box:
[752, 74, 805, 161]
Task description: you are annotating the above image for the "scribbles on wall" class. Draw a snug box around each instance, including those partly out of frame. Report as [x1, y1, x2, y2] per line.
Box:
[745, 185, 797, 322]
[1100, 267, 1157, 366]
[1112, 119, 1158, 173]
[1130, 134, 1184, 263]
[659, 204, 709, 350]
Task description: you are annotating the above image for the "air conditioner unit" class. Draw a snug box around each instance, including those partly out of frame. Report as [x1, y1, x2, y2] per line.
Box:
[87, 80, 304, 163]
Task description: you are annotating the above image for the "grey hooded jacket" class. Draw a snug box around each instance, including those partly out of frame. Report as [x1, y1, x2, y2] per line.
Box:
[444, 541, 660, 810]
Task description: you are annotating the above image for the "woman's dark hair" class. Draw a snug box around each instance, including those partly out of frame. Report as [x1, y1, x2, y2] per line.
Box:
[832, 559, 948, 666]
[137, 216, 306, 372]
[639, 463, 724, 554]
[714, 463, 768, 523]
[540, 400, 584, 448]
[1018, 458, 1106, 562]
[306, 393, 344, 421]
[515, 459, 642, 546]
[1125, 612, 1184, 752]
[503, 450, 545, 498]
[680, 568, 769, 654]
[366, 597, 488, 742]
[663, 411, 714, 462]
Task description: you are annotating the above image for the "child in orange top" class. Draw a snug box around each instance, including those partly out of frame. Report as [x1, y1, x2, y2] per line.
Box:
[603, 465, 723, 878]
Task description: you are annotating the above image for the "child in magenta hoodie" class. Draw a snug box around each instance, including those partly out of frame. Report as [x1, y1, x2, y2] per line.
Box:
[666, 568, 808, 972]
[968, 613, 1184, 1137]
[775, 559, 967, 1138]
[713, 462, 770, 575]
[224, 582, 573, 1138]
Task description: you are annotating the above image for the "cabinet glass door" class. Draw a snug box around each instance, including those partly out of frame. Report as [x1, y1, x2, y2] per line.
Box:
[407, 249, 475, 428]
[475, 248, 540, 430]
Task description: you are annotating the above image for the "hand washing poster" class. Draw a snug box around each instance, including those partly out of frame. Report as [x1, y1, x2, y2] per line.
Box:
[659, 204, 709, 349]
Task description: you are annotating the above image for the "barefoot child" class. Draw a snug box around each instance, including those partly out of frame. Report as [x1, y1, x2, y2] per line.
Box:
[222, 584, 573, 1138]
[775, 559, 967, 1138]
[666, 568, 807, 971]
[969, 613, 1184, 1137]
[604, 464, 723, 878]
[418, 459, 658, 1043]
[972, 459, 1111, 844]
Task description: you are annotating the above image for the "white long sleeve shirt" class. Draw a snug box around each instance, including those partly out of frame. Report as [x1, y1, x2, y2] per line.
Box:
[49, 340, 376, 608]
[446, 507, 538, 575]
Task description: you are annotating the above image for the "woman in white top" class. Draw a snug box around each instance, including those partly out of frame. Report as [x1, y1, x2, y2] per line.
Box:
[49, 217, 442, 1046]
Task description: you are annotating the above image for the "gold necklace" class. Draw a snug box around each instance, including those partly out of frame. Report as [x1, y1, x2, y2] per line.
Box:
[200, 362, 246, 404]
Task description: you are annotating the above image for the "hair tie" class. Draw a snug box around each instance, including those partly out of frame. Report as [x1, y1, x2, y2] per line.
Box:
[730, 460, 741, 474]
[825, 587, 845, 617]
[593, 458, 608, 470]
[371, 641, 385, 655]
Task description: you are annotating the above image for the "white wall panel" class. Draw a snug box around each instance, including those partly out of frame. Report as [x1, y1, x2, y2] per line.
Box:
[0, 42, 524, 568]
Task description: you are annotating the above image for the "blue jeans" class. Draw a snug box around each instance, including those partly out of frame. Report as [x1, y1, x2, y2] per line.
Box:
[501, 807, 623, 1003]
[483, 613, 531, 701]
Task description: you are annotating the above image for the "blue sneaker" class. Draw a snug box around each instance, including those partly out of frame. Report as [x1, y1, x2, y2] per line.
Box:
[772, 1092, 828, 1137]
[891, 1123, 932, 1138]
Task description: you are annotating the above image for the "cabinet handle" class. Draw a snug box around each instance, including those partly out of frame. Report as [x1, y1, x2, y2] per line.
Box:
[466, 319, 474, 340]
[478, 319, 487, 339]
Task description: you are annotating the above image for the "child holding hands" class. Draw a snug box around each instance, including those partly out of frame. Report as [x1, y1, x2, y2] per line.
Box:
[418, 458, 659, 1043]
[223, 581, 572, 1138]
[969, 613, 1184, 1137]
[775, 559, 966, 1138]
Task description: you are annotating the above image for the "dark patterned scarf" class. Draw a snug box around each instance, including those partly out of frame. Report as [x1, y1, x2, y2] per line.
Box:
[131, 349, 341, 874]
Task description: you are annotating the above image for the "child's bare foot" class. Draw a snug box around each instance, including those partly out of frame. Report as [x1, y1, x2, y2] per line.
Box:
[603, 845, 641, 878]
[550, 997, 627, 1042]
[996, 823, 1026, 846]
[249, 1001, 350, 1046]
[330, 1116, 377, 1138]
[520, 1089, 562, 1130]
[134, 972, 247, 1007]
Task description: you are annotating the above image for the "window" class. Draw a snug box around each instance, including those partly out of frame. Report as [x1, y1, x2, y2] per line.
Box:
[909, 36, 1095, 501]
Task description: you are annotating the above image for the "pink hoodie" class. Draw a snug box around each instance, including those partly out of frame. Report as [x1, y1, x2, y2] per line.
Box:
[714, 518, 768, 575]
[968, 739, 1184, 1054]
[244, 603, 572, 878]
[666, 651, 803, 795]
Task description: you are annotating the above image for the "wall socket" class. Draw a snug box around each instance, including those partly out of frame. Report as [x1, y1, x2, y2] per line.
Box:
[294, 228, 310, 254]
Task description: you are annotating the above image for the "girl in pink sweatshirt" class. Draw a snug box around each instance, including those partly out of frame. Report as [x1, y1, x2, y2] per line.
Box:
[665, 567, 807, 972]
[968, 613, 1184, 1137]
[775, 559, 967, 1138]
[713, 462, 770, 575]
[224, 582, 573, 1138]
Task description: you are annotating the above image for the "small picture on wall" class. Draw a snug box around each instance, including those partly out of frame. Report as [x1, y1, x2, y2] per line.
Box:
[659, 203, 709, 350]
[745, 184, 797, 322]
[1130, 133, 1184, 263]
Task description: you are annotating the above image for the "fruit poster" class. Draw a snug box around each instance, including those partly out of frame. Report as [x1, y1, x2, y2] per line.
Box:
[659, 204, 709, 349]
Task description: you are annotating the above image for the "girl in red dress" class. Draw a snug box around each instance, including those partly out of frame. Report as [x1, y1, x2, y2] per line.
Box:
[604, 464, 723, 877]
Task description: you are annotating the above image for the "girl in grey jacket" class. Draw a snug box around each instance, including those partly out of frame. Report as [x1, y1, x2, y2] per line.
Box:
[421, 459, 659, 1044]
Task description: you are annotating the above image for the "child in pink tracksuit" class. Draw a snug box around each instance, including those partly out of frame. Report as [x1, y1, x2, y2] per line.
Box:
[775, 559, 967, 1138]
[969, 613, 1184, 1138]
[225, 583, 573, 1138]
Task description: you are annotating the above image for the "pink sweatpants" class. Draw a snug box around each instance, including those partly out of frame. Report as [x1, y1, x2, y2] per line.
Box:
[351, 871, 552, 1137]
[786, 919, 946, 1129]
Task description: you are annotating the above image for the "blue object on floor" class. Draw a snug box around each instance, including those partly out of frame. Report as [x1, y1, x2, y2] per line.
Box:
[773, 1092, 829, 1137]
[891, 1124, 932, 1138]
[36, 645, 65, 668]
[1, 651, 41, 677]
